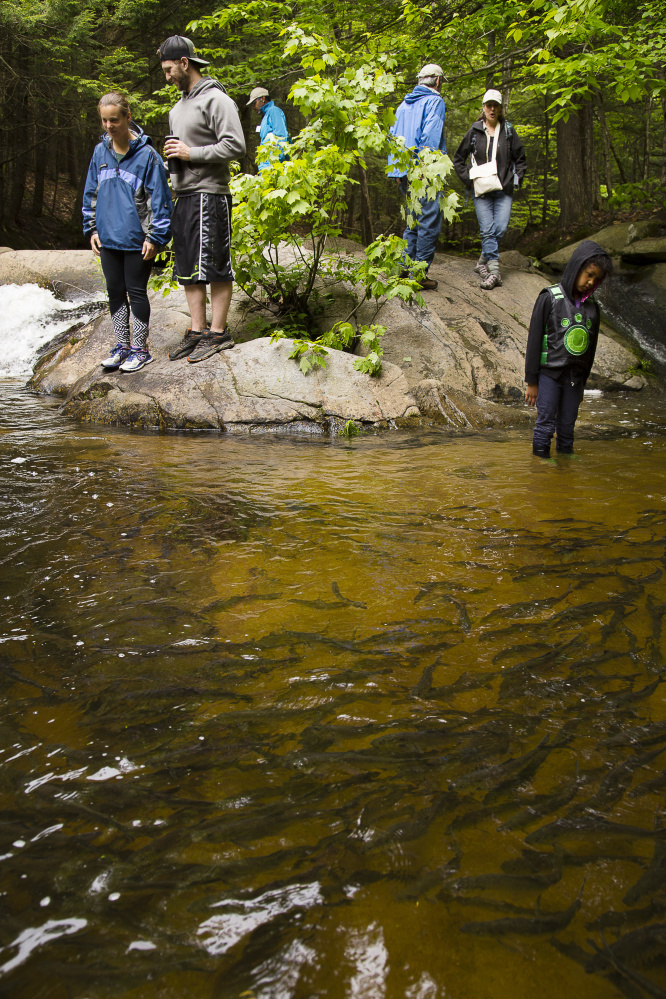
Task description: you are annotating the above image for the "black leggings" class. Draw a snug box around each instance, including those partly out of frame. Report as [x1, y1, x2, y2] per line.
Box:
[100, 247, 152, 348]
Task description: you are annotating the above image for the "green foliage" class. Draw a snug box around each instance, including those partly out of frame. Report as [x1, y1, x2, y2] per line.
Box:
[269, 322, 386, 376]
[221, 10, 454, 353]
[338, 419, 361, 437]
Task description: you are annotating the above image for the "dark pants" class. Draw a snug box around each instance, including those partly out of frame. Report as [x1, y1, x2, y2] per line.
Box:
[533, 371, 584, 454]
[99, 248, 152, 326]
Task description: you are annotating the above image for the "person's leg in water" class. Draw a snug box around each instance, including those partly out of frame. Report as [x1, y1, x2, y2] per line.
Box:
[119, 251, 154, 371]
[99, 247, 132, 369]
[555, 375, 584, 453]
[532, 372, 562, 457]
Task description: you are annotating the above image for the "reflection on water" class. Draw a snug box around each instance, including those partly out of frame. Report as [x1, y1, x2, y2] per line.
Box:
[0, 382, 665, 998]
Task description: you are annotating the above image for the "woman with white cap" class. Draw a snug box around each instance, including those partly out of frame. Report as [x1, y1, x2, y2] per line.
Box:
[453, 90, 526, 290]
[247, 87, 290, 172]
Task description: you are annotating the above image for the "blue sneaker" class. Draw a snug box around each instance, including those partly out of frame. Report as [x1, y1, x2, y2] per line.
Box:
[101, 344, 132, 369]
[119, 350, 153, 373]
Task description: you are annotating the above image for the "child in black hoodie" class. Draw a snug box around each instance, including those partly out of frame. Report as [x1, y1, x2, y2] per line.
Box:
[525, 240, 612, 457]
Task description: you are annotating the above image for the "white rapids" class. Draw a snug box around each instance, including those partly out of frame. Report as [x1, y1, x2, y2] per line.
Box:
[0, 283, 104, 380]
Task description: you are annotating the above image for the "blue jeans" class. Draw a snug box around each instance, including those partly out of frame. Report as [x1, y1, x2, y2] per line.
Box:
[399, 177, 442, 271]
[533, 371, 584, 454]
[472, 190, 513, 261]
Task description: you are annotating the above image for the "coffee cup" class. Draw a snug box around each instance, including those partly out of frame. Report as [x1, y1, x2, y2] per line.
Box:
[165, 135, 180, 174]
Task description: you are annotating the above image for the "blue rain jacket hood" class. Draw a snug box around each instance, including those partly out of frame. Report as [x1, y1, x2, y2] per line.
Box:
[82, 125, 172, 252]
[388, 85, 446, 178]
[257, 100, 290, 171]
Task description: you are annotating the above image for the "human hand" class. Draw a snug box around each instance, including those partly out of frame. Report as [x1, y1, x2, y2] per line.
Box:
[164, 138, 191, 162]
[90, 233, 101, 257]
[142, 241, 158, 261]
[525, 384, 538, 407]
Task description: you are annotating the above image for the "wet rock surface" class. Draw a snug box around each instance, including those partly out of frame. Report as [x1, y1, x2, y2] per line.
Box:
[3, 248, 653, 432]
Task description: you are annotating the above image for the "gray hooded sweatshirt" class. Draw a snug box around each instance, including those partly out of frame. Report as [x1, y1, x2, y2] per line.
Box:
[168, 77, 246, 196]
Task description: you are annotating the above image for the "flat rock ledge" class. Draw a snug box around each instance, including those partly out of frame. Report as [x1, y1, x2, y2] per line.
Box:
[29, 310, 420, 433]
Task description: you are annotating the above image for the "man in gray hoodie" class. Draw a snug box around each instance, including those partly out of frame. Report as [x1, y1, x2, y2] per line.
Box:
[159, 35, 246, 362]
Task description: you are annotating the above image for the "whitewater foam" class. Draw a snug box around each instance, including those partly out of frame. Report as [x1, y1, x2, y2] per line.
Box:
[0, 284, 104, 379]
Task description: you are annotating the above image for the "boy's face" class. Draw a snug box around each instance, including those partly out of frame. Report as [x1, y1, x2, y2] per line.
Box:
[575, 261, 605, 297]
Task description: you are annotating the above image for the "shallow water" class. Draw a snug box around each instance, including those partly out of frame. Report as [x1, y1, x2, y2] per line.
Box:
[1, 380, 666, 999]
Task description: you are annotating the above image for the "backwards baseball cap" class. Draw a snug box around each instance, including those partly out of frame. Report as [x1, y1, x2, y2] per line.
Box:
[157, 35, 210, 67]
[247, 87, 269, 106]
[482, 89, 503, 104]
[418, 63, 445, 80]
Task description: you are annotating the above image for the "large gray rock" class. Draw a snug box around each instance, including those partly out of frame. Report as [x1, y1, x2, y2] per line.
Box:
[327, 251, 641, 397]
[0, 249, 105, 298]
[29, 307, 420, 431]
[621, 237, 666, 263]
[6, 247, 650, 434]
[542, 221, 663, 271]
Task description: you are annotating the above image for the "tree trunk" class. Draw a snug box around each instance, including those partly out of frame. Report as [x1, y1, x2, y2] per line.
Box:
[644, 96, 653, 181]
[358, 164, 374, 245]
[32, 136, 47, 217]
[662, 92, 666, 186]
[542, 111, 550, 226]
[486, 32, 495, 90]
[596, 95, 614, 219]
[556, 99, 598, 227]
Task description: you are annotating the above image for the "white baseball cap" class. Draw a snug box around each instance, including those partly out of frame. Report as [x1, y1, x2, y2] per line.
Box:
[482, 89, 503, 104]
[418, 64, 445, 80]
[247, 87, 269, 105]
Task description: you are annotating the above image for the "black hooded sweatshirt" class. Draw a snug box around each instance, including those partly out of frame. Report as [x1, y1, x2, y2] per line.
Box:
[524, 240, 611, 384]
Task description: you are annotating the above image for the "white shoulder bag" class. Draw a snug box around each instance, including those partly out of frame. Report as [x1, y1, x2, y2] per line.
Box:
[468, 124, 503, 197]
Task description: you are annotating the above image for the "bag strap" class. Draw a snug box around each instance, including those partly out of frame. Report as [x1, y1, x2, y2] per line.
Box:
[471, 123, 501, 167]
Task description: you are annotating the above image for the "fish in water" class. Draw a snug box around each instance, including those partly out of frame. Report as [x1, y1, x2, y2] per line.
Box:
[623, 822, 666, 906]
[460, 883, 582, 935]
[525, 815, 666, 846]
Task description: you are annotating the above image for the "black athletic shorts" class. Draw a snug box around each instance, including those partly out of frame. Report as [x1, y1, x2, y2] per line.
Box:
[172, 193, 234, 285]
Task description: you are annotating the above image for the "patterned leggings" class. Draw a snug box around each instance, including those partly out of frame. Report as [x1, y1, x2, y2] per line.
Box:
[99, 247, 152, 349]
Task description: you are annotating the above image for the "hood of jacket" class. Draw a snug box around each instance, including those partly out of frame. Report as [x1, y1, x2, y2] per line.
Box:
[260, 100, 276, 116]
[182, 76, 228, 102]
[403, 84, 441, 105]
[101, 124, 152, 158]
[560, 239, 609, 302]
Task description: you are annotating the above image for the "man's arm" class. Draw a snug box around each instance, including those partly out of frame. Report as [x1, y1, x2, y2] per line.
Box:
[190, 93, 246, 164]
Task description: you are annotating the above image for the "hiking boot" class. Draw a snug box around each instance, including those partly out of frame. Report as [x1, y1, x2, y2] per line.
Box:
[474, 256, 490, 280]
[187, 329, 234, 363]
[418, 277, 438, 291]
[480, 273, 500, 290]
[101, 344, 132, 369]
[120, 349, 153, 373]
[168, 328, 202, 361]
[532, 446, 551, 458]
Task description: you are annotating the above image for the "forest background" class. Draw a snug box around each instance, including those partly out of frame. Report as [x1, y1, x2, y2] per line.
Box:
[1, 0, 665, 258]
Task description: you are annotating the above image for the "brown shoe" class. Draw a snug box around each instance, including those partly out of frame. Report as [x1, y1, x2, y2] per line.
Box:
[168, 328, 202, 361]
[418, 277, 438, 291]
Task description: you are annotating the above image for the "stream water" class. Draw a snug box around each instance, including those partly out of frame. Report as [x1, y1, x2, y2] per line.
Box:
[0, 287, 666, 999]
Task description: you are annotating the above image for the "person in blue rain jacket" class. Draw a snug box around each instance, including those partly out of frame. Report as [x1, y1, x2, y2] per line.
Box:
[388, 63, 447, 290]
[82, 91, 172, 373]
[247, 87, 290, 171]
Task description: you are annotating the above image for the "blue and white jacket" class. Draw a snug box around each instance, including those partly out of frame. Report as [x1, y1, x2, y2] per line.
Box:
[388, 85, 447, 178]
[257, 100, 290, 171]
[82, 126, 172, 251]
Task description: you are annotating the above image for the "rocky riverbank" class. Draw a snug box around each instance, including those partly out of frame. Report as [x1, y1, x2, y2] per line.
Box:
[0, 242, 655, 433]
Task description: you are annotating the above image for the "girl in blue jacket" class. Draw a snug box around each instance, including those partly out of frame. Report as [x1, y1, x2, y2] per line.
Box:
[83, 93, 172, 372]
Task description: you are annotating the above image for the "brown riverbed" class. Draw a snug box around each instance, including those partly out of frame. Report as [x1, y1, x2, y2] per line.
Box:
[0, 383, 665, 999]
